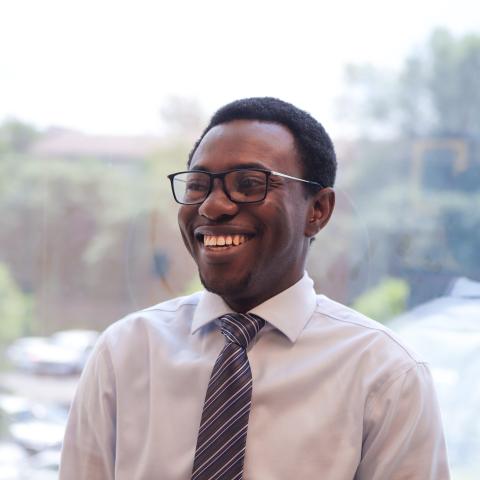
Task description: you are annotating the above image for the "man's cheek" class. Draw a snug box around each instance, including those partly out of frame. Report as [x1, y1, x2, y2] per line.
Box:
[178, 222, 193, 255]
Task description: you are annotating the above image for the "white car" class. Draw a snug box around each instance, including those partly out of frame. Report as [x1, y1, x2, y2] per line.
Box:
[20, 449, 61, 480]
[10, 420, 64, 454]
[6, 329, 99, 376]
[0, 393, 68, 453]
[391, 277, 480, 480]
[0, 442, 28, 480]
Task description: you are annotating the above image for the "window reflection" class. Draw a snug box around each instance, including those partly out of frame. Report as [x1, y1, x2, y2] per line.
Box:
[1, 26, 479, 480]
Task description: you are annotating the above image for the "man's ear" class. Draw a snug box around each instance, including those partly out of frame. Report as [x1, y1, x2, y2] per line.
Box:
[304, 188, 335, 237]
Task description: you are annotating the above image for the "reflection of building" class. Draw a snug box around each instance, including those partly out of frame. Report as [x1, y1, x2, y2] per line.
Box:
[0, 129, 195, 335]
[307, 139, 362, 305]
[401, 136, 480, 306]
[411, 137, 480, 194]
[30, 128, 165, 166]
[310, 135, 480, 312]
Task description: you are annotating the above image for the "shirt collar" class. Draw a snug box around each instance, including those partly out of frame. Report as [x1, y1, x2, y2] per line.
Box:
[190, 272, 317, 343]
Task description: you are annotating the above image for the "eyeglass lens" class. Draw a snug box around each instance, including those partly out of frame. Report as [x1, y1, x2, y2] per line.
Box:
[172, 170, 268, 204]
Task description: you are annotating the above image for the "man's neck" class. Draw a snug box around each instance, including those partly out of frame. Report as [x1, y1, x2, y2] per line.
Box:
[221, 272, 305, 313]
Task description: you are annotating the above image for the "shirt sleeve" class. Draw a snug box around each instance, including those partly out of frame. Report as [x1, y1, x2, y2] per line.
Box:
[59, 339, 116, 480]
[356, 363, 450, 480]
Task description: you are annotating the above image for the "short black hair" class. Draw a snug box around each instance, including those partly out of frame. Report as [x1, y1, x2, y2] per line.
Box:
[188, 97, 337, 193]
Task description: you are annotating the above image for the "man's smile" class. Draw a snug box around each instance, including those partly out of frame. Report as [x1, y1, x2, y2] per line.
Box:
[193, 228, 256, 258]
[202, 233, 251, 247]
[192, 233, 256, 264]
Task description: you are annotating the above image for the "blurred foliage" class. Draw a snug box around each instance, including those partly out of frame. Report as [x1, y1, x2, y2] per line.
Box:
[0, 263, 33, 343]
[352, 277, 410, 323]
[0, 152, 147, 267]
[338, 28, 480, 138]
[0, 120, 192, 259]
[0, 106, 203, 331]
[147, 139, 193, 221]
[0, 118, 38, 154]
[334, 29, 480, 307]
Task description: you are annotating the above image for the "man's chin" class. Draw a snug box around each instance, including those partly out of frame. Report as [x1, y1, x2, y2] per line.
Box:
[199, 271, 252, 300]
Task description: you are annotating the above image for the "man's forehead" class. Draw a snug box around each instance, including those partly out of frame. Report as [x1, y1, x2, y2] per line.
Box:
[201, 119, 293, 145]
[191, 119, 300, 170]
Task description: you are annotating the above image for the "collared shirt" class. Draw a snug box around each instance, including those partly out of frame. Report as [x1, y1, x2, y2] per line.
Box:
[59, 273, 450, 479]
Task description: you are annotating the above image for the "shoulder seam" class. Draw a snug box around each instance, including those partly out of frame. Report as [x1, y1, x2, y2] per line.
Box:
[364, 363, 428, 419]
[315, 306, 421, 363]
[86, 336, 118, 394]
[141, 299, 199, 314]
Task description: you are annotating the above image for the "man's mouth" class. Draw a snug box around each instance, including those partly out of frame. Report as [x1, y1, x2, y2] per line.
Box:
[199, 234, 252, 248]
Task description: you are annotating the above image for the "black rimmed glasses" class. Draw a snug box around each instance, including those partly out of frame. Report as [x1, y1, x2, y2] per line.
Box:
[167, 168, 324, 205]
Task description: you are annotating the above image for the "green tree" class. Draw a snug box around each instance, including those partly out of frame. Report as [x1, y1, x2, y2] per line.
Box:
[0, 118, 38, 153]
[334, 28, 480, 306]
[0, 108, 203, 332]
[352, 277, 410, 323]
[339, 28, 480, 138]
[0, 263, 33, 343]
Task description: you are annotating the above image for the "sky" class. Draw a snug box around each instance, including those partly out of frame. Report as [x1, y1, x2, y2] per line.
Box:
[0, 0, 478, 136]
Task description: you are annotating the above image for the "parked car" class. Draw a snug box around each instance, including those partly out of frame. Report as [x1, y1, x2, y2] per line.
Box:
[6, 329, 99, 376]
[4, 338, 51, 374]
[50, 329, 99, 351]
[0, 441, 60, 480]
[0, 393, 68, 454]
[0, 393, 33, 422]
[20, 448, 61, 480]
[0, 442, 28, 480]
[9, 419, 64, 454]
[390, 277, 480, 480]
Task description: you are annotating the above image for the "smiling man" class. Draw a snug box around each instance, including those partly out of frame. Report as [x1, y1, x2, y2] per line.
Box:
[176, 119, 331, 313]
[60, 97, 450, 479]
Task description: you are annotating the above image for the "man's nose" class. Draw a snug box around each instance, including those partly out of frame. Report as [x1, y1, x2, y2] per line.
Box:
[198, 179, 239, 220]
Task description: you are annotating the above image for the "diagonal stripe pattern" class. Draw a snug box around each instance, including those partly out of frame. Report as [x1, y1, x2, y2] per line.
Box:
[191, 313, 265, 480]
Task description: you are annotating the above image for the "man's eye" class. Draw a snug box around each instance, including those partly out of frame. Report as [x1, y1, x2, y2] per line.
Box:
[237, 177, 264, 189]
[186, 182, 208, 192]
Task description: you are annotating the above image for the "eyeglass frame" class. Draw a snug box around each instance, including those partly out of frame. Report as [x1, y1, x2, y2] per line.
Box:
[167, 168, 325, 205]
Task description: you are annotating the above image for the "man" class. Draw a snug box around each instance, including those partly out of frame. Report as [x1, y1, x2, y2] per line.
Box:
[60, 97, 450, 479]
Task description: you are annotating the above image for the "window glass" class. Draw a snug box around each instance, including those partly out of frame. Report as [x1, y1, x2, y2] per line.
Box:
[0, 2, 478, 478]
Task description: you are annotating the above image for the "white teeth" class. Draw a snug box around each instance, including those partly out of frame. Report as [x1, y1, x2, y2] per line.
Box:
[203, 234, 249, 247]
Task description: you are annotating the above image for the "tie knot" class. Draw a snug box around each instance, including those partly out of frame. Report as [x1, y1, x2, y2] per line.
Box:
[220, 313, 266, 348]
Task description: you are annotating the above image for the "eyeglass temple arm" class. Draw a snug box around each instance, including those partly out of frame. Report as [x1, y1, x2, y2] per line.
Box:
[270, 170, 324, 187]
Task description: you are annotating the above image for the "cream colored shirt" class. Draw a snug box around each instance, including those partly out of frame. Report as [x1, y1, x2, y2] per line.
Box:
[60, 274, 450, 479]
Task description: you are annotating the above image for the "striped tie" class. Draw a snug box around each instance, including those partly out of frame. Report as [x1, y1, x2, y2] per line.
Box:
[191, 313, 265, 480]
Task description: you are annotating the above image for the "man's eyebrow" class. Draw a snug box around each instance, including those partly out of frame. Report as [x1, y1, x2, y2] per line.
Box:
[234, 162, 268, 170]
[189, 166, 210, 172]
[189, 162, 268, 172]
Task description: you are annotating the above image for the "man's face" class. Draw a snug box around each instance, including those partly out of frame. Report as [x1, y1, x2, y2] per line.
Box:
[178, 120, 315, 311]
